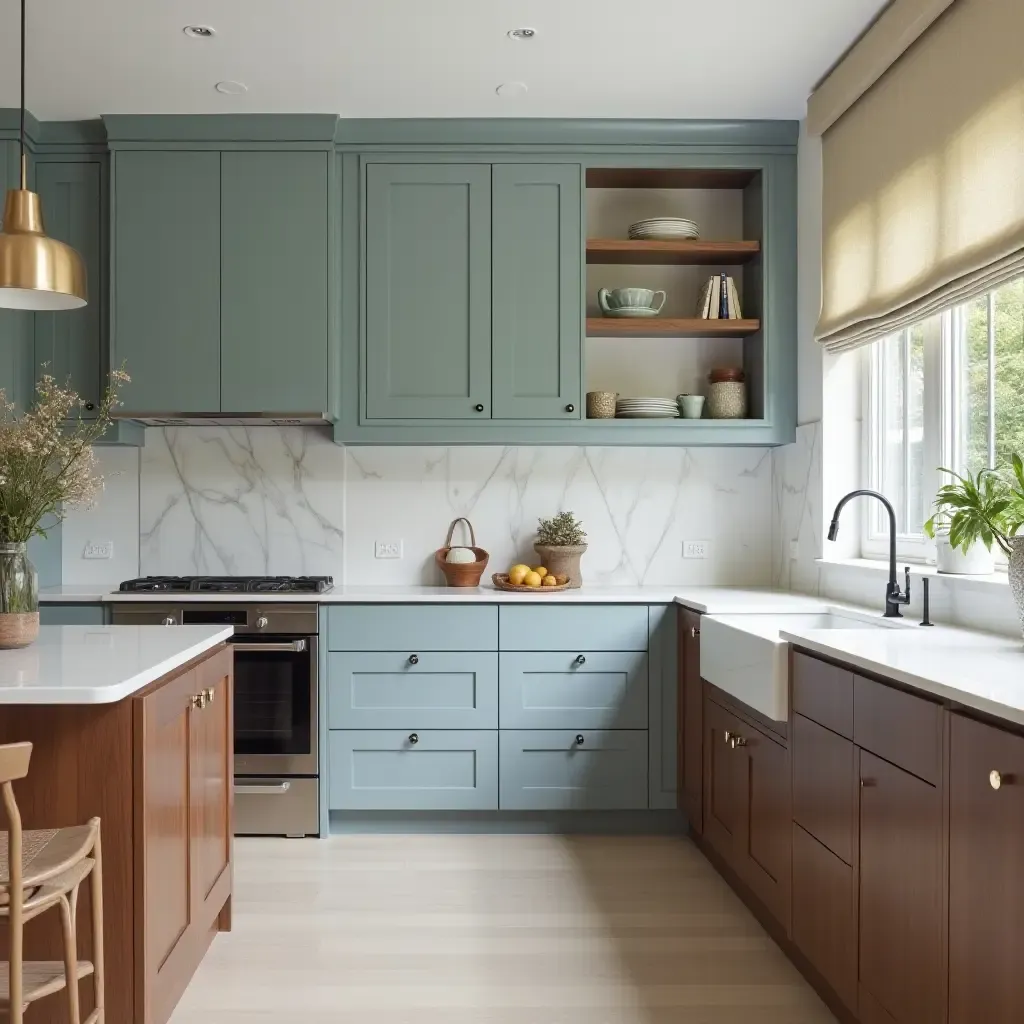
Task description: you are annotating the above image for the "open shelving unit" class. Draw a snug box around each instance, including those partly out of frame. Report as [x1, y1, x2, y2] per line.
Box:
[584, 164, 767, 424]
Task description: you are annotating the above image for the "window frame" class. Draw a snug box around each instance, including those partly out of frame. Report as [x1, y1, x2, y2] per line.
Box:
[861, 279, 1020, 568]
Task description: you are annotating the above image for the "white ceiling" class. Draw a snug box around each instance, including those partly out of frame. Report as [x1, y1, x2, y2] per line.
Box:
[0, 0, 886, 122]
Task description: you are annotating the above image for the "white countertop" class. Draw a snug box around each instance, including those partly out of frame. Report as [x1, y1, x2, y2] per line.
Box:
[0, 625, 234, 704]
[781, 619, 1024, 727]
[42, 583, 827, 613]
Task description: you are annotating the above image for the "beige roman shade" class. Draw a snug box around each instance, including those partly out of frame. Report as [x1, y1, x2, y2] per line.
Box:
[814, 0, 1024, 353]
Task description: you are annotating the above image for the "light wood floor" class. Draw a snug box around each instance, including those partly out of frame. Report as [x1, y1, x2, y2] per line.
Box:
[170, 834, 836, 1024]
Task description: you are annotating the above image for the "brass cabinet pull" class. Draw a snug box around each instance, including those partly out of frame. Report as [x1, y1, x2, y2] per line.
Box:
[690, 626, 700, 638]
[724, 730, 733, 744]
[731, 735, 747, 748]
[204, 687, 215, 704]
[990, 770, 1003, 790]
[860, 777, 876, 788]
[191, 692, 207, 710]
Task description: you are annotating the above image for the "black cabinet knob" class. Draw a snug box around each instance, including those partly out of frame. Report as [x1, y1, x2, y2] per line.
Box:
[85, 402, 95, 411]
[575, 734, 585, 745]
[409, 654, 419, 665]
[409, 733, 419, 745]
[474, 403, 485, 412]
[565, 404, 575, 413]
[574, 654, 586, 666]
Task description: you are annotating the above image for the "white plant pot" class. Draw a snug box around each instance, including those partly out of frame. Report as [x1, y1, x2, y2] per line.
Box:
[1009, 536, 1024, 639]
[935, 535, 995, 575]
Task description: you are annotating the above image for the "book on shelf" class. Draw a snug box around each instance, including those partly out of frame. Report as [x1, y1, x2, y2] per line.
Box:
[697, 274, 743, 319]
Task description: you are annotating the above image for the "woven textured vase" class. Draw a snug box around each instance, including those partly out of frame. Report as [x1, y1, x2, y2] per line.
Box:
[534, 543, 587, 589]
[0, 542, 39, 649]
[1009, 536, 1024, 638]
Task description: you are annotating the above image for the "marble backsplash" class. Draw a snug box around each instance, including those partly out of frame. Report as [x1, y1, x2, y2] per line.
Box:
[61, 426, 778, 587]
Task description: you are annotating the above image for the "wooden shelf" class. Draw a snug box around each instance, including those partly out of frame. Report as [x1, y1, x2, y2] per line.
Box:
[586, 239, 760, 265]
[586, 318, 760, 338]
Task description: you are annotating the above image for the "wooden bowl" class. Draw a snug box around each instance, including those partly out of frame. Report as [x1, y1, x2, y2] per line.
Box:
[491, 573, 571, 593]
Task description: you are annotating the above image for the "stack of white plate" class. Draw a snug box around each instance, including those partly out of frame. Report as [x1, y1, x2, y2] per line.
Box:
[615, 397, 680, 419]
[628, 217, 700, 241]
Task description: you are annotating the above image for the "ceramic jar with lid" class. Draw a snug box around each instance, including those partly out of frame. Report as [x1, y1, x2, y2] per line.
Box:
[707, 368, 747, 419]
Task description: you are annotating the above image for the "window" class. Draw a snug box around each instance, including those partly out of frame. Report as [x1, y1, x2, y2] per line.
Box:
[863, 277, 1024, 562]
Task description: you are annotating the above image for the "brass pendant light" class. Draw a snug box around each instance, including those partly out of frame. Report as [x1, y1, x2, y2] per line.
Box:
[0, 0, 86, 310]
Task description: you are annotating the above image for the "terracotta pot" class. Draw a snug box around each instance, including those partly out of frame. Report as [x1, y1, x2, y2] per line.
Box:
[533, 543, 587, 589]
[1009, 536, 1024, 638]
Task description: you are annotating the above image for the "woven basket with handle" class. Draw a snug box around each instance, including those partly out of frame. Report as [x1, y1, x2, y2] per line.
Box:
[435, 518, 489, 587]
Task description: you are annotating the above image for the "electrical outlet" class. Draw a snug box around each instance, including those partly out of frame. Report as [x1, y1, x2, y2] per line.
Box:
[83, 540, 113, 560]
[683, 540, 710, 559]
[374, 540, 403, 560]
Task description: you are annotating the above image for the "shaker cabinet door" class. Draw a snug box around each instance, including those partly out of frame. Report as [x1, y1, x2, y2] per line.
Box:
[220, 151, 330, 414]
[34, 160, 104, 414]
[364, 162, 492, 420]
[491, 163, 582, 419]
[112, 150, 221, 413]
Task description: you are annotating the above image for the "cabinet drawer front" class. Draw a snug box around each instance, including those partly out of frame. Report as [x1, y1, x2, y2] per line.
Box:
[792, 824, 857, 1014]
[39, 603, 105, 627]
[791, 652, 853, 738]
[499, 652, 647, 730]
[854, 675, 942, 784]
[499, 606, 648, 652]
[328, 730, 498, 810]
[499, 730, 648, 810]
[793, 713, 855, 864]
[328, 652, 498, 729]
[327, 605, 498, 652]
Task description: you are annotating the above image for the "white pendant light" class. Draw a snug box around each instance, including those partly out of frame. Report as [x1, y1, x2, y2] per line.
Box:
[0, 0, 87, 310]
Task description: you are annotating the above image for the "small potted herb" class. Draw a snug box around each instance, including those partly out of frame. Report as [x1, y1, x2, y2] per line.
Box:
[535, 511, 588, 589]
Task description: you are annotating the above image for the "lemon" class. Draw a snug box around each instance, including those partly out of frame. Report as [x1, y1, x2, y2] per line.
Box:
[508, 564, 529, 585]
[534, 566, 548, 579]
[523, 571, 542, 588]
[541, 574, 558, 587]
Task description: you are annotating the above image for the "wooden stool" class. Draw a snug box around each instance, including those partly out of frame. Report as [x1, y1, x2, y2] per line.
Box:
[0, 742, 105, 1024]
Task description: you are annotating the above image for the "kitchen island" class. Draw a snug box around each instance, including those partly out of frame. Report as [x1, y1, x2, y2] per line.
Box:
[0, 625, 234, 1024]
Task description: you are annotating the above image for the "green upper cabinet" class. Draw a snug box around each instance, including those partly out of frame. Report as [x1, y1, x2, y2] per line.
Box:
[0, 140, 35, 412]
[364, 162, 492, 420]
[491, 164, 582, 420]
[34, 160, 104, 415]
[220, 151, 330, 414]
[111, 143, 333, 417]
[112, 150, 221, 413]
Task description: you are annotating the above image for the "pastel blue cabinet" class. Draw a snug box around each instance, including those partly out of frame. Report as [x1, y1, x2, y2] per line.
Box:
[327, 604, 498, 652]
[112, 150, 221, 413]
[327, 652, 498, 729]
[39, 603, 106, 626]
[34, 160, 104, 415]
[499, 730, 649, 810]
[329, 729, 499, 810]
[0, 141, 34, 412]
[499, 605, 649, 652]
[363, 163, 492, 420]
[491, 164, 582, 419]
[220, 151, 330, 414]
[499, 651, 648, 730]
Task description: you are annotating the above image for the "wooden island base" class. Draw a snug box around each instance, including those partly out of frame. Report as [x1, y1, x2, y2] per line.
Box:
[0, 643, 234, 1024]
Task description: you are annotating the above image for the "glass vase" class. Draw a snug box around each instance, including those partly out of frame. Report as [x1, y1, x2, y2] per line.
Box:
[0, 542, 40, 649]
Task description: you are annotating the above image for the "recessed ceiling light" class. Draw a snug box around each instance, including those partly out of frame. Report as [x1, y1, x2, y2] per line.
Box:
[508, 27, 537, 40]
[183, 25, 215, 39]
[215, 80, 248, 95]
[495, 81, 528, 98]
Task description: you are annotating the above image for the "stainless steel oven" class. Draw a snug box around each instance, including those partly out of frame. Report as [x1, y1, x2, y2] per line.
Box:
[112, 602, 320, 836]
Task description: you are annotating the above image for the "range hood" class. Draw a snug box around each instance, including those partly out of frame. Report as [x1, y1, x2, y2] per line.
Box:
[111, 412, 330, 427]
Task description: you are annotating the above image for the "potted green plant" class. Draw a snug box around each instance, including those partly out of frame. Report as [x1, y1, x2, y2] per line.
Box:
[0, 370, 128, 648]
[535, 511, 588, 589]
[924, 467, 1002, 574]
[924, 457, 1024, 634]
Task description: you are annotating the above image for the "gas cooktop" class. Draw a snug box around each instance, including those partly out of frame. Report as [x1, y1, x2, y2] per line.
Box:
[118, 575, 334, 594]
